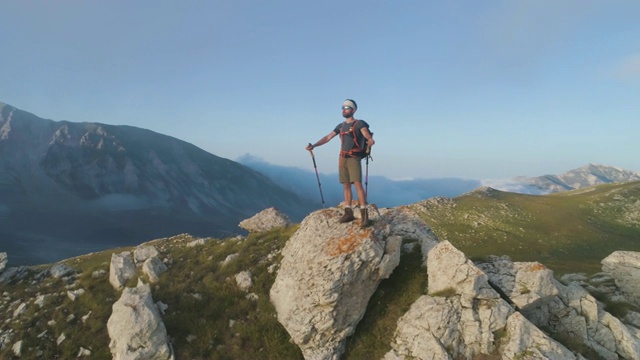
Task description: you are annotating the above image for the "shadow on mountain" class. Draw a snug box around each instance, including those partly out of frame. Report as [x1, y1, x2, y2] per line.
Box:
[0, 102, 315, 266]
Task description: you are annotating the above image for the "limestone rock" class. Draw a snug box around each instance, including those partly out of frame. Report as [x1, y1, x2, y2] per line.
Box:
[133, 245, 160, 264]
[384, 294, 514, 359]
[67, 288, 85, 301]
[221, 253, 239, 267]
[625, 311, 640, 329]
[109, 251, 136, 290]
[235, 270, 253, 292]
[12, 340, 22, 357]
[92, 269, 107, 279]
[476, 256, 559, 310]
[0, 266, 28, 284]
[481, 254, 640, 359]
[602, 251, 640, 307]
[34, 294, 49, 308]
[385, 241, 514, 359]
[385, 241, 581, 360]
[500, 312, 578, 359]
[77, 347, 92, 357]
[56, 333, 66, 345]
[107, 280, 172, 360]
[187, 238, 208, 247]
[49, 263, 77, 279]
[0, 252, 7, 273]
[427, 241, 498, 301]
[13, 302, 27, 318]
[270, 206, 437, 360]
[142, 257, 168, 283]
[239, 207, 292, 232]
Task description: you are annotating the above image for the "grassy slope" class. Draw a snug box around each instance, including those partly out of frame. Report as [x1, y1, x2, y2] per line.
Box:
[0, 229, 303, 360]
[2, 181, 640, 358]
[411, 181, 640, 274]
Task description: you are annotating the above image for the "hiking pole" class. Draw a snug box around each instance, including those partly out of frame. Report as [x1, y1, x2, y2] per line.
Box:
[365, 146, 371, 196]
[308, 144, 330, 227]
[308, 144, 326, 207]
[364, 145, 382, 219]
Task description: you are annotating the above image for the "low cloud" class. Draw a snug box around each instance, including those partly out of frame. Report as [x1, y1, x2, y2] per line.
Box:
[480, 178, 551, 195]
[238, 154, 482, 208]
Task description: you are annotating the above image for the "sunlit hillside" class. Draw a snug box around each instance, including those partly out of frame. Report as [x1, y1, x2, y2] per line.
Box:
[411, 181, 640, 274]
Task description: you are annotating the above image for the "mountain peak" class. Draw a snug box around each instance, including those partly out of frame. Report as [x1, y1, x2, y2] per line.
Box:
[514, 164, 640, 194]
[0, 102, 315, 265]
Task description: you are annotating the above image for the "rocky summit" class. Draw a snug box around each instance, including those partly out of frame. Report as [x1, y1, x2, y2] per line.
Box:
[270, 206, 438, 359]
[0, 204, 639, 359]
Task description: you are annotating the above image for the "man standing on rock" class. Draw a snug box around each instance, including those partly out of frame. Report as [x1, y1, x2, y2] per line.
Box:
[306, 99, 375, 228]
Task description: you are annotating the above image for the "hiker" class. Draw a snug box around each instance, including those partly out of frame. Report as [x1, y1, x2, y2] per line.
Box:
[306, 99, 375, 228]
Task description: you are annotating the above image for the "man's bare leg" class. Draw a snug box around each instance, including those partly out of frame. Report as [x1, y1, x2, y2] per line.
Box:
[353, 181, 369, 228]
[339, 183, 355, 223]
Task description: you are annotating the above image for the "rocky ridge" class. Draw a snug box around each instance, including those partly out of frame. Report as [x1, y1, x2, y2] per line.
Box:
[0, 101, 314, 266]
[0, 207, 639, 359]
[515, 164, 640, 193]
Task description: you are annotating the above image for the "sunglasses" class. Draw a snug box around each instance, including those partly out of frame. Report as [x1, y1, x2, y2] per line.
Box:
[341, 106, 353, 110]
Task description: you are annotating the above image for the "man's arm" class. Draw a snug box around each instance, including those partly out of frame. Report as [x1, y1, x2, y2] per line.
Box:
[306, 131, 338, 151]
[361, 127, 375, 148]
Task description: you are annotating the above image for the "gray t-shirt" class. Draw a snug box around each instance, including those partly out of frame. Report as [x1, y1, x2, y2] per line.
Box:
[333, 120, 370, 155]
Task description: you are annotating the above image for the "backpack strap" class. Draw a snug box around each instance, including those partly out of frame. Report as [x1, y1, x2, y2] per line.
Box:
[339, 120, 365, 157]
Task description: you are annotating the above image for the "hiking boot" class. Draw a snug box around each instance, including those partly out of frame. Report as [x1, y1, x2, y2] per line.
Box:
[360, 208, 369, 228]
[338, 208, 355, 223]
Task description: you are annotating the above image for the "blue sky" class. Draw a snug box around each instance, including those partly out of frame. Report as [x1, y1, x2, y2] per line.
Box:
[2, 1, 639, 180]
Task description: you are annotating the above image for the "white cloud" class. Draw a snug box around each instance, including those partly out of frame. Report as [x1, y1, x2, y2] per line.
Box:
[480, 178, 551, 195]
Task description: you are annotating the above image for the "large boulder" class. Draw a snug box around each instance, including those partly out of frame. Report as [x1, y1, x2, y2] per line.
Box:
[481, 255, 640, 359]
[107, 280, 172, 360]
[0, 252, 7, 273]
[239, 207, 292, 232]
[270, 206, 437, 360]
[602, 251, 640, 307]
[133, 245, 161, 264]
[109, 251, 137, 290]
[500, 312, 579, 360]
[142, 257, 168, 283]
[385, 241, 577, 360]
[476, 255, 559, 310]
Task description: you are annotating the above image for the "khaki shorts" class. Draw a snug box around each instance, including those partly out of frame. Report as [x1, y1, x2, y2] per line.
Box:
[339, 156, 363, 184]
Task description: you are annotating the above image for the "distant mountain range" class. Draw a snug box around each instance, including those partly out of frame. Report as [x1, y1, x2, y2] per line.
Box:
[239, 156, 640, 205]
[513, 164, 640, 193]
[0, 102, 314, 265]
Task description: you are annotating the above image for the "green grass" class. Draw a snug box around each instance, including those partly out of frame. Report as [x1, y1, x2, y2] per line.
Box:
[411, 181, 640, 275]
[0, 228, 302, 360]
[343, 244, 428, 359]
